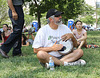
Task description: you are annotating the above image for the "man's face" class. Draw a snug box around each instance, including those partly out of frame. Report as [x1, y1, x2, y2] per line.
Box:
[51, 15, 62, 25]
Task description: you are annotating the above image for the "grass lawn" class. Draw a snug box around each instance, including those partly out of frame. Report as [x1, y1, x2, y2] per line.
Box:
[0, 31, 100, 78]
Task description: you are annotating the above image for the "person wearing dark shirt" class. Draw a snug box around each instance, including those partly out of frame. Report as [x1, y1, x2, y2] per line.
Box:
[0, 0, 24, 58]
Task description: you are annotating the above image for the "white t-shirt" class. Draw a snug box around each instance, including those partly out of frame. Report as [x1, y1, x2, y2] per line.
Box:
[32, 24, 72, 57]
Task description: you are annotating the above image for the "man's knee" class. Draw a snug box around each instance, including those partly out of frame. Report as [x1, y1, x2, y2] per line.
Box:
[37, 51, 46, 60]
[74, 49, 83, 57]
[77, 49, 83, 56]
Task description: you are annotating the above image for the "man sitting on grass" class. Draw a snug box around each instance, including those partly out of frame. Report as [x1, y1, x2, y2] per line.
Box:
[32, 9, 86, 68]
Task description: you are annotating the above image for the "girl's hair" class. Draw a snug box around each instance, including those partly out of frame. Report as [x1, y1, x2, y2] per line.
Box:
[75, 20, 82, 25]
[22, 34, 27, 45]
[3, 24, 8, 28]
[2, 24, 9, 38]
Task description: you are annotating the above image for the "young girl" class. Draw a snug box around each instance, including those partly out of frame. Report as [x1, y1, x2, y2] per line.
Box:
[72, 20, 87, 49]
[1, 24, 11, 44]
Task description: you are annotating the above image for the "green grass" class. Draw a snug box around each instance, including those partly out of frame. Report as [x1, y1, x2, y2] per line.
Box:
[0, 31, 100, 78]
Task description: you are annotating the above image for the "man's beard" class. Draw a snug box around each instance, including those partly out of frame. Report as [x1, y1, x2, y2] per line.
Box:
[53, 18, 62, 25]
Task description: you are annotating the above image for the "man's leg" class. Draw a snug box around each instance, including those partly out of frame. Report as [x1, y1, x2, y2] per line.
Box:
[12, 34, 22, 56]
[37, 49, 85, 67]
[60, 49, 83, 62]
[0, 6, 24, 55]
[0, 27, 22, 54]
[12, 6, 24, 56]
[37, 51, 64, 66]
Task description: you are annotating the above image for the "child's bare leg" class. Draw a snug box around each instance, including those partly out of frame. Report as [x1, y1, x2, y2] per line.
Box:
[78, 41, 85, 49]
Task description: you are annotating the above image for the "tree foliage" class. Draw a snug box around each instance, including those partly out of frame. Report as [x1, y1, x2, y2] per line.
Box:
[79, 3, 95, 25]
[24, 14, 34, 26]
[97, 17, 100, 25]
[0, 0, 9, 25]
[97, 9, 100, 25]
[24, 0, 86, 28]
[81, 15, 95, 25]
[81, 4, 95, 16]
[0, 0, 96, 28]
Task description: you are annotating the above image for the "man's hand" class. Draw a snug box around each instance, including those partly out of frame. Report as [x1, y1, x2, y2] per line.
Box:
[12, 11, 18, 20]
[61, 33, 77, 47]
[7, 0, 18, 20]
[61, 33, 73, 41]
[52, 41, 63, 51]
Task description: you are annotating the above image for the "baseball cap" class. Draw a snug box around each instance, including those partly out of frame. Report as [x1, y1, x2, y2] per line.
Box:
[46, 9, 64, 19]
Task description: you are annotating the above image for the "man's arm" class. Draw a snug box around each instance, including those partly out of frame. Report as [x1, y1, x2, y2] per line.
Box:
[34, 47, 54, 54]
[33, 41, 63, 53]
[7, 0, 18, 20]
[71, 34, 78, 47]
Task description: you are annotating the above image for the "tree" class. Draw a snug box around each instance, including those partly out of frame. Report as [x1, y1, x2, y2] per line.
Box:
[97, 9, 100, 25]
[55, 0, 85, 24]
[24, 14, 34, 26]
[81, 15, 95, 25]
[78, 3, 95, 25]
[24, 0, 86, 28]
[81, 4, 95, 16]
[0, 0, 9, 25]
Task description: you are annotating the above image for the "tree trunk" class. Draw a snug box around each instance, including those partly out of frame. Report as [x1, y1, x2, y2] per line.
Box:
[33, 0, 41, 28]
[37, 11, 41, 28]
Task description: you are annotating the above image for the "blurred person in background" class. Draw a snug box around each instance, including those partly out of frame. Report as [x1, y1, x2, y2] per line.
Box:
[22, 25, 28, 33]
[8, 26, 13, 33]
[28, 24, 35, 35]
[72, 20, 87, 49]
[0, 27, 3, 40]
[0, 24, 12, 45]
[22, 34, 34, 46]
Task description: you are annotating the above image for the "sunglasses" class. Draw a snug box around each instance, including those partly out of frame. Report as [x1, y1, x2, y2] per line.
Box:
[55, 14, 61, 17]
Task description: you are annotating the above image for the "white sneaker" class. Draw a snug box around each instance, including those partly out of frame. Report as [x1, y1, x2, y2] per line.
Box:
[64, 59, 86, 66]
[45, 63, 50, 69]
[78, 59, 86, 65]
